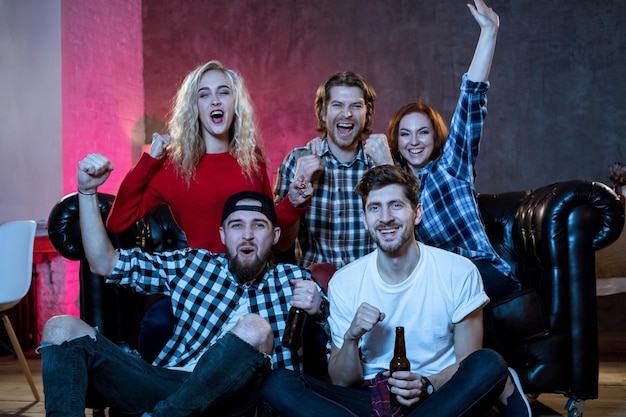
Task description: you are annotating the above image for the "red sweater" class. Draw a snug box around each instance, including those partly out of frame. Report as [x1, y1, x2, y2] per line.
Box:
[106, 152, 303, 252]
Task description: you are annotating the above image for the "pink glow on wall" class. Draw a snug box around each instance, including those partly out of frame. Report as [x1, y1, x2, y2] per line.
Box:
[58, 0, 143, 317]
[62, 0, 143, 196]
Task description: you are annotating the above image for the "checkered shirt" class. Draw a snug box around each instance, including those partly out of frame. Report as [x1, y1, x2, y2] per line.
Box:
[275, 141, 375, 268]
[416, 74, 514, 282]
[106, 247, 317, 371]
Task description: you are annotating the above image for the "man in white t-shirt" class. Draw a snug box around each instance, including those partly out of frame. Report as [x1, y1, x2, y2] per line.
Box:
[261, 164, 532, 417]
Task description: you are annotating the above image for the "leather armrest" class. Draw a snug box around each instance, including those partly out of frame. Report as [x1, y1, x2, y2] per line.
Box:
[47, 192, 120, 259]
[518, 180, 624, 255]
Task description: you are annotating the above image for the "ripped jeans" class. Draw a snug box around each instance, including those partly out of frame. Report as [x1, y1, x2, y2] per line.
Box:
[40, 331, 271, 417]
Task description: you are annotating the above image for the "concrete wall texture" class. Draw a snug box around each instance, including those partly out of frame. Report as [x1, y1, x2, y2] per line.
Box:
[142, 0, 626, 194]
[0, 0, 624, 323]
[62, 0, 144, 197]
[0, 0, 142, 322]
[53, 0, 143, 320]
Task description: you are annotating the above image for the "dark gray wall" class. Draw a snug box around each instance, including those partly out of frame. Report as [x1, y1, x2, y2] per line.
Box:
[478, 0, 626, 192]
[143, 0, 625, 193]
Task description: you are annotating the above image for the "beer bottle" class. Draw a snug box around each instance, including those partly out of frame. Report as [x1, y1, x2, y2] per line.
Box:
[282, 278, 311, 349]
[282, 306, 307, 349]
[389, 326, 410, 405]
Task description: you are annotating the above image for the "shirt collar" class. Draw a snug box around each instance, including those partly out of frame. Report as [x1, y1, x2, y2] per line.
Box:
[225, 259, 270, 290]
[321, 138, 369, 165]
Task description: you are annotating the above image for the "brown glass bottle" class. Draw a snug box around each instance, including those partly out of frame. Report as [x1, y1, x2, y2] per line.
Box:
[282, 307, 307, 349]
[389, 326, 410, 405]
[282, 276, 313, 349]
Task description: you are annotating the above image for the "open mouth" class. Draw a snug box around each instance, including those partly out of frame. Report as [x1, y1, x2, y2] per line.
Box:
[210, 110, 224, 123]
[238, 245, 256, 256]
[337, 122, 354, 136]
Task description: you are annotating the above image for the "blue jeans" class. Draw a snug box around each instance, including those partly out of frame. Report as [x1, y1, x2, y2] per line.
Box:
[261, 349, 508, 417]
[41, 331, 271, 417]
[137, 296, 175, 363]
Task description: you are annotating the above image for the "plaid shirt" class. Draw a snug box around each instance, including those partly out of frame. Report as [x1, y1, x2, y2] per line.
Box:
[275, 141, 375, 268]
[106, 247, 318, 371]
[362, 373, 404, 417]
[417, 75, 514, 282]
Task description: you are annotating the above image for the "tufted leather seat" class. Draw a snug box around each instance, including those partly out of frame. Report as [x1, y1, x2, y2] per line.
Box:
[47, 179, 624, 415]
[477, 180, 624, 414]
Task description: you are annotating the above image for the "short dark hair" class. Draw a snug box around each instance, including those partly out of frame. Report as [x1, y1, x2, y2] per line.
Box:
[314, 71, 377, 136]
[354, 165, 420, 208]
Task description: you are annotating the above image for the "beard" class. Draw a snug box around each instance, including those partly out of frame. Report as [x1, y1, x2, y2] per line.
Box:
[370, 222, 414, 256]
[228, 245, 271, 284]
[327, 125, 361, 150]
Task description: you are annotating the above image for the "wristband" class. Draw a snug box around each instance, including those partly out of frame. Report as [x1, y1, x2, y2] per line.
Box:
[78, 189, 97, 196]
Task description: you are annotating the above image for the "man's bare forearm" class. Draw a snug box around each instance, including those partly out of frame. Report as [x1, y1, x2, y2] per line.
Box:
[328, 339, 364, 387]
[78, 192, 120, 276]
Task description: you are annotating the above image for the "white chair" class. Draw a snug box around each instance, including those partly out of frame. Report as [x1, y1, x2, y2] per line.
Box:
[0, 220, 40, 401]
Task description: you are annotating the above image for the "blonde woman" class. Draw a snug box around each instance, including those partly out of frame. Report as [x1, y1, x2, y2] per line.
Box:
[107, 60, 312, 251]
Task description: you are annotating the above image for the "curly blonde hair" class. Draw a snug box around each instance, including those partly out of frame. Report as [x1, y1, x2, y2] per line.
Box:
[167, 60, 264, 184]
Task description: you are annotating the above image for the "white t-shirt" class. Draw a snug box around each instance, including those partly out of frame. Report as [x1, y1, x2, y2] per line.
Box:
[328, 242, 489, 380]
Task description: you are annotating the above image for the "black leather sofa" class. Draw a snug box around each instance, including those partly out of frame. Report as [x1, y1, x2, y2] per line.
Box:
[47, 179, 624, 417]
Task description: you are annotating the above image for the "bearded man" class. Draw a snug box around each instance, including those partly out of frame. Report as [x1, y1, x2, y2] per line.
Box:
[262, 165, 531, 417]
[39, 153, 327, 417]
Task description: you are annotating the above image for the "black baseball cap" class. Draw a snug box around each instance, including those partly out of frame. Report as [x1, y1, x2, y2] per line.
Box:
[221, 191, 278, 226]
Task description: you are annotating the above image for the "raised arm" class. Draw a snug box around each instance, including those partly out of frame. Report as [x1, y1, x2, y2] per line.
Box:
[77, 154, 120, 276]
[105, 152, 166, 233]
[106, 133, 172, 232]
[466, 0, 499, 82]
[328, 302, 385, 386]
[437, 0, 499, 177]
[272, 148, 321, 252]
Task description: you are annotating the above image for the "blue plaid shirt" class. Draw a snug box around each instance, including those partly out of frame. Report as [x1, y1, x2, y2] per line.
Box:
[106, 247, 318, 371]
[417, 74, 515, 283]
[275, 141, 375, 268]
